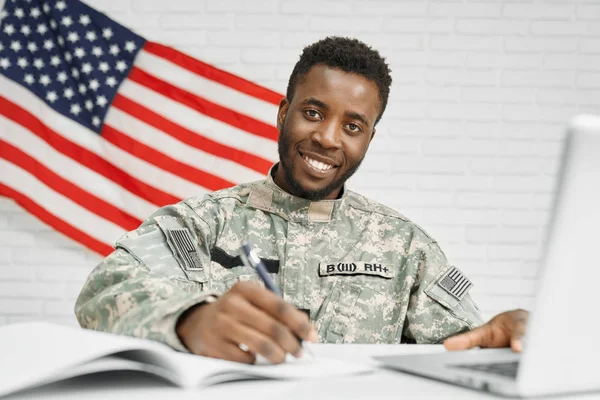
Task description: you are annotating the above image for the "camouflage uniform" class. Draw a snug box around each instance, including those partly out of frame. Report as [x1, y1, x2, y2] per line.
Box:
[75, 165, 483, 351]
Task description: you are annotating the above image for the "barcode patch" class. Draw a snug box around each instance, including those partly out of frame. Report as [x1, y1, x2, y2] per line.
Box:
[437, 266, 473, 300]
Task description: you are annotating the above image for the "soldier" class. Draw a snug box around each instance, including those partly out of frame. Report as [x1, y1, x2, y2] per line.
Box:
[75, 37, 528, 364]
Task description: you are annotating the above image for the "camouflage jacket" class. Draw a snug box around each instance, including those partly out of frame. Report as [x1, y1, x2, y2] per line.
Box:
[75, 168, 483, 351]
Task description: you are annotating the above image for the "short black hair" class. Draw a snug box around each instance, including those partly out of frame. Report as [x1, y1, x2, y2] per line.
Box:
[286, 36, 392, 125]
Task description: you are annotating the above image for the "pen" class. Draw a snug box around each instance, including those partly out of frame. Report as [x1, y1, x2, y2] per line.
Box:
[239, 241, 313, 358]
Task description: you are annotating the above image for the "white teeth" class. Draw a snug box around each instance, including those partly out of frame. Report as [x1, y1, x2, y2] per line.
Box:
[303, 155, 334, 172]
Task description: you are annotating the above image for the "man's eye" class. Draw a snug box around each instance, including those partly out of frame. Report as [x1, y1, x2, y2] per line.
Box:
[347, 123, 361, 132]
[305, 109, 320, 119]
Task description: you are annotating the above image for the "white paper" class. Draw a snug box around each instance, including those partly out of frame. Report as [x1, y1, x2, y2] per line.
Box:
[0, 322, 372, 397]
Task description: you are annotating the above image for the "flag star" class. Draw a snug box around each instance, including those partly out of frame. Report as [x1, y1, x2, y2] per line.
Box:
[109, 44, 120, 56]
[67, 31, 79, 43]
[20, 25, 31, 36]
[3, 24, 15, 35]
[30, 7, 41, 18]
[61, 16, 73, 27]
[85, 31, 96, 42]
[33, 58, 44, 69]
[43, 39, 54, 50]
[56, 1, 67, 11]
[96, 95, 107, 107]
[81, 62, 93, 74]
[71, 67, 79, 78]
[39, 74, 51, 86]
[79, 83, 87, 94]
[92, 46, 103, 57]
[64, 51, 72, 62]
[0, 9, 8, 20]
[57, 36, 64, 46]
[14, 7, 25, 18]
[57, 70, 68, 83]
[105, 76, 117, 87]
[74, 47, 86, 58]
[0, 58, 11, 69]
[89, 79, 100, 91]
[10, 40, 22, 52]
[17, 57, 28, 68]
[50, 55, 61, 66]
[46, 91, 58, 103]
[85, 99, 93, 110]
[115, 60, 127, 73]
[70, 103, 82, 116]
[92, 116, 101, 127]
[0, 42, 3, 51]
[64, 87, 74, 99]
[24, 74, 34, 84]
[124, 41, 137, 53]
[49, 19, 57, 30]
[79, 14, 91, 26]
[98, 61, 109, 73]
[37, 23, 48, 35]
[102, 27, 113, 40]
[27, 42, 37, 52]
[42, 3, 50, 13]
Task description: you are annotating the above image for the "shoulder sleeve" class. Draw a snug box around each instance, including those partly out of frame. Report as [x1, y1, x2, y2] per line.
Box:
[403, 242, 484, 344]
[74, 200, 219, 351]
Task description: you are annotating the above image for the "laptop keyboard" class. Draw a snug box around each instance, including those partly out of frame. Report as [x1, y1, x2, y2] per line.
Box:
[451, 361, 519, 378]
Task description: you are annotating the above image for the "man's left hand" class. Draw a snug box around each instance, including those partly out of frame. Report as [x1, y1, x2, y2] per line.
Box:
[443, 309, 529, 352]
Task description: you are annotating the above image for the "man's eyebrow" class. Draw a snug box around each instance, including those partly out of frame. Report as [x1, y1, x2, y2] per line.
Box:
[345, 111, 371, 128]
[301, 97, 329, 110]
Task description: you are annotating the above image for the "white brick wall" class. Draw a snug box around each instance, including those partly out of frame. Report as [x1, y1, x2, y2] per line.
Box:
[1, 0, 598, 327]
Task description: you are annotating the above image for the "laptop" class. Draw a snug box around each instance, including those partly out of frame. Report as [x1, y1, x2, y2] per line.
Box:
[375, 115, 600, 398]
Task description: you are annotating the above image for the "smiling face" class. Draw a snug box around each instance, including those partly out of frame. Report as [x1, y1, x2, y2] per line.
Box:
[274, 65, 381, 201]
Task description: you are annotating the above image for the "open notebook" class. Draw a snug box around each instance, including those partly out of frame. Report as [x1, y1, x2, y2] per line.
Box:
[0, 322, 372, 397]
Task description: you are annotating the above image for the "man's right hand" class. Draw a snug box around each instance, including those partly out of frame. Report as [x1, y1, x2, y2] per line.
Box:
[176, 281, 318, 364]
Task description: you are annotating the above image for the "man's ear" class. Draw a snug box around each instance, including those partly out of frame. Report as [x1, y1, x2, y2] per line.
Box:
[277, 98, 289, 131]
[369, 128, 376, 143]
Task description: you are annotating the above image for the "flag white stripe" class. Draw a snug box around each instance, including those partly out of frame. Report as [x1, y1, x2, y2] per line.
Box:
[118, 79, 278, 163]
[0, 159, 124, 245]
[135, 50, 279, 127]
[105, 107, 264, 185]
[2, 76, 208, 201]
[0, 114, 156, 221]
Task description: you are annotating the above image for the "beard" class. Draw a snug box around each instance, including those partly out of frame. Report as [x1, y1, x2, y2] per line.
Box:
[277, 124, 364, 201]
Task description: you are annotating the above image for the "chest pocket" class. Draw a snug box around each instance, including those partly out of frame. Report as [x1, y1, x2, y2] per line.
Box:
[314, 277, 405, 344]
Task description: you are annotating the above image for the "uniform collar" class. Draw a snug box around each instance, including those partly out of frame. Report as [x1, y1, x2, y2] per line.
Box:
[246, 163, 347, 223]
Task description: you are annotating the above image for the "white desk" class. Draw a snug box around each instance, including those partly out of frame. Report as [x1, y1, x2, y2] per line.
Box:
[5, 345, 600, 400]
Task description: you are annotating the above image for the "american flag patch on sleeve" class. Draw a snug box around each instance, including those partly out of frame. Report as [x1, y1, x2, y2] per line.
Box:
[437, 266, 473, 301]
[166, 229, 203, 271]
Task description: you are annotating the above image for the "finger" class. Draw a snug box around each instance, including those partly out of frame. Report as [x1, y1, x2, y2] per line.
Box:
[216, 341, 257, 364]
[222, 291, 302, 357]
[233, 282, 314, 341]
[444, 324, 494, 351]
[224, 315, 287, 364]
[510, 316, 527, 353]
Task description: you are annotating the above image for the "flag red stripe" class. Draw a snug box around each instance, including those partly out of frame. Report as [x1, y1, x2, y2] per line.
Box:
[0, 183, 113, 256]
[128, 67, 279, 142]
[112, 94, 272, 175]
[0, 96, 179, 207]
[143, 41, 282, 106]
[0, 139, 141, 231]
[102, 124, 234, 191]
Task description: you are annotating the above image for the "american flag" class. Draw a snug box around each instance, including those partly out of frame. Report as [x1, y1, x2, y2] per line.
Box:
[0, 0, 280, 255]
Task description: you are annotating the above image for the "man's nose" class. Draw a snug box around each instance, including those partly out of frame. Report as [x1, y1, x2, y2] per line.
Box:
[312, 121, 342, 149]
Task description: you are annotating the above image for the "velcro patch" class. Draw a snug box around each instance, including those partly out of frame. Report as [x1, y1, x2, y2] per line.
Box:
[319, 262, 394, 279]
[437, 266, 473, 300]
[165, 229, 203, 271]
